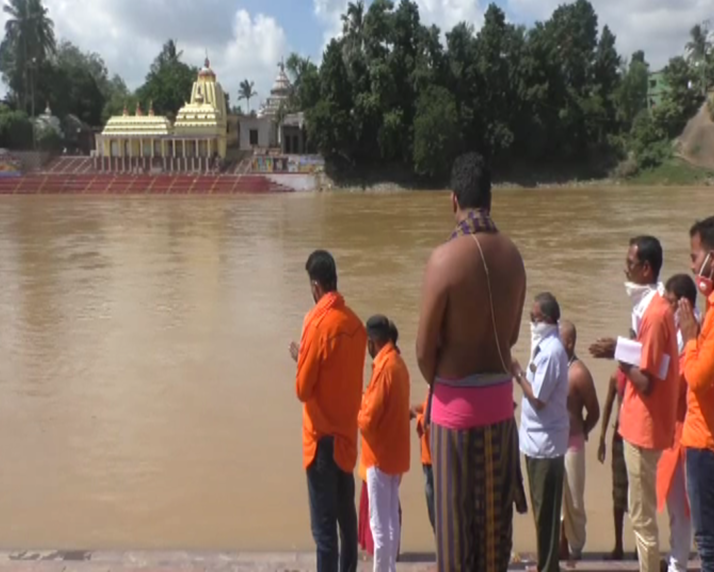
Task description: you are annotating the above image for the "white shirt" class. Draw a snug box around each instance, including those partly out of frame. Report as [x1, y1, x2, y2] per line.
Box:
[519, 332, 570, 458]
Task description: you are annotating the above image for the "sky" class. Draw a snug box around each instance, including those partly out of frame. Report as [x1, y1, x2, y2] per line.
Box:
[0, 0, 711, 108]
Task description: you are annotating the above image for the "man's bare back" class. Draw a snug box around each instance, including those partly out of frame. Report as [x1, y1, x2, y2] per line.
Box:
[417, 231, 525, 382]
[559, 321, 600, 439]
[567, 360, 598, 437]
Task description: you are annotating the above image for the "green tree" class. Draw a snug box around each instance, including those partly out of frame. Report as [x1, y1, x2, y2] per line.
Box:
[654, 56, 703, 138]
[238, 79, 257, 113]
[305, 39, 354, 159]
[616, 52, 649, 130]
[0, 105, 33, 148]
[413, 85, 459, 178]
[685, 22, 712, 96]
[0, 0, 56, 114]
[286, 53, 319, 111]
[136, 40, 197, 119]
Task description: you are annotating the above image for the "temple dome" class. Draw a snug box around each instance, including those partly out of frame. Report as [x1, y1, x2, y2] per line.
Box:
[271, 66, 291, 97]
[198, 58, 216, 81]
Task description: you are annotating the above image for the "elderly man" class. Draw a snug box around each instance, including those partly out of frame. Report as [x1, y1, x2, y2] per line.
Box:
[558, 320, 600, 561]
[416, 152, 526, 572]
[678, 216, 714, 572]
[590, 236, 679, 572]
[512, 292, 570, 572]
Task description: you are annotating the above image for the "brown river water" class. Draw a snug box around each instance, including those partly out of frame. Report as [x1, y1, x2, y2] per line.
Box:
[0, 187, 710, 554]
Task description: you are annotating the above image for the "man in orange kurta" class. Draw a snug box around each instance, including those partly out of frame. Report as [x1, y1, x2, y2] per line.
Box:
[358, 315, 410, 572]
[678, 216, 714, 572]
[591, 236, 679, 572]
[291, 250, 367, 572]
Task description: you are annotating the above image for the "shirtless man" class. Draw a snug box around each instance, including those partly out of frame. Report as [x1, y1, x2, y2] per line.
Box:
[559, 320, 600, 561]
[416, 152, 526, 572]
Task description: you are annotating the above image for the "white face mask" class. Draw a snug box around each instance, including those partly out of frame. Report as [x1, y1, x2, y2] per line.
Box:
[625, 281, 664, 336]
[625, 282, 657, 306]
[530, 321, 558, 356]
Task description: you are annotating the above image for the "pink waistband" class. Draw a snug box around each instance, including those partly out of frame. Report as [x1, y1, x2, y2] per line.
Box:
[568, 433, 585, 452]
[431, 379, 513, 430]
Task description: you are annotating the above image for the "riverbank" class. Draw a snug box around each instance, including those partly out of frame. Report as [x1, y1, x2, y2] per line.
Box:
[319, 158, 714, 192]
[0, 551, 700, 572]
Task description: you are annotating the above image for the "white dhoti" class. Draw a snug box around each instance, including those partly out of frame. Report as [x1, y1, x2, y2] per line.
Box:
[367, 466, 401, 572]
[666, 460, 692, 572]
[562, 433, 587, 558]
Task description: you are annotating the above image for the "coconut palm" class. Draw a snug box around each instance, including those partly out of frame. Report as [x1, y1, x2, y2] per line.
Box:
[2, 0, 56, 112]
[341, 1, 365, 59]
[238, 79, 257, 113]
[686, 22, 712, 95]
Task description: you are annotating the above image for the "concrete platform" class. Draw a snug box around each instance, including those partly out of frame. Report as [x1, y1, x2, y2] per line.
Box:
[0, 551, 701, 572]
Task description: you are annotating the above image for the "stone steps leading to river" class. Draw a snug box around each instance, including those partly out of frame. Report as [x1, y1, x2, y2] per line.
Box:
[0, 551, 701, 572]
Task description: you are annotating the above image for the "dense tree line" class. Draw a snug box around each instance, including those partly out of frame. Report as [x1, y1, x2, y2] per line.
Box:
[291, 0, 713, 179]
[0, 0, 712, 177]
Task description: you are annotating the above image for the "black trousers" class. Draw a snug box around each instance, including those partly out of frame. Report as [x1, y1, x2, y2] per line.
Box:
[526, 455, 565, 572]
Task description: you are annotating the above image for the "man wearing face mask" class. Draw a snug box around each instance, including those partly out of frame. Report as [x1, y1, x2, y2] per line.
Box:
[590, 236, 679, 572]
[677, 216, 714, 572]
[290, 250, 368, 572]
[512, 292, 570, 572]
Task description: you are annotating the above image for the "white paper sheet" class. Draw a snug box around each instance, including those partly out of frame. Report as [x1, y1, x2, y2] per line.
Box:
[615, 336, 671, 380]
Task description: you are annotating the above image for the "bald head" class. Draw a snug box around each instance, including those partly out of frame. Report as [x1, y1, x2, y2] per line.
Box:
[559, 320, 577, 359]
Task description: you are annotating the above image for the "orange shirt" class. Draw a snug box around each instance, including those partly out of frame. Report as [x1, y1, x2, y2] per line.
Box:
[296, 292, 367, 473]
[619, 294, 679, 450]
[358, 343, 411, 476]
[656, 353, 689, 513]
[681, 291, 714, 451]
[415, 391, 432, 466]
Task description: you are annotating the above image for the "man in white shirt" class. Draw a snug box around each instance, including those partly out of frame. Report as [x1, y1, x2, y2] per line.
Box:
[513, 292, 570, 572]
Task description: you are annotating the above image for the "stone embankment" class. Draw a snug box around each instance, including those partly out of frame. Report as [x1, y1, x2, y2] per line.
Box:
[0, 551, 701, 572]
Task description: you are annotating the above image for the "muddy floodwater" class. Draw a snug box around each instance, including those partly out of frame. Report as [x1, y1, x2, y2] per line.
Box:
[0, 187, 709, 553]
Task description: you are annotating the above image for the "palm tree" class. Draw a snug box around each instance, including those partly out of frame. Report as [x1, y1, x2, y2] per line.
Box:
[3, 0, 56, 113]
[686, 22, 712, 95]
[238, 79, 257, 113]
[341, 1, 365, 60]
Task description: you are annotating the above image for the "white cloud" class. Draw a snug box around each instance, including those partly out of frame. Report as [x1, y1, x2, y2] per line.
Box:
[505, 0, 711, 70]
[414, 0, 483, 32]
[313, 0, 484, 45]
[0, 1, 288, 109]
[313, 0, 348, 52]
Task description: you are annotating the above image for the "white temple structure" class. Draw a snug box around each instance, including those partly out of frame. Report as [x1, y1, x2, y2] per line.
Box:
[239, 60, 307, 154]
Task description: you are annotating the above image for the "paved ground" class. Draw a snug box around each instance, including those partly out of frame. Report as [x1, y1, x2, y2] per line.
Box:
[0, 551, 701, 572]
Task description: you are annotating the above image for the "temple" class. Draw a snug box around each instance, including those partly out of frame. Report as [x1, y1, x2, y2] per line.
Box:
[239, 61, 307, 155]
[95, 58, 228, 173]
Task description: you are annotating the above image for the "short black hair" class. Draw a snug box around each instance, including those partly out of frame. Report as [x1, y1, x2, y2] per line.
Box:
[305, 250, 337, 292]
[629, 235, 663, 281]
[450, 152, 492, 211]
[665, 273, 697, 307]
[366, 315, 399, 347]
[535, 292, 561, 323]
[690, 216, 714, 250]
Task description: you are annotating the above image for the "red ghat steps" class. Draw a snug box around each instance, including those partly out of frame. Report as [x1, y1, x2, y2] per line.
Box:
[0, 174, 292, 195]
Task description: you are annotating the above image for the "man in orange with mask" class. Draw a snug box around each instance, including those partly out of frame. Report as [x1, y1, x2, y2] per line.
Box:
[677, 216, 714, 572]
[358, 316, 410, 572]
[290, 250, 367, 572]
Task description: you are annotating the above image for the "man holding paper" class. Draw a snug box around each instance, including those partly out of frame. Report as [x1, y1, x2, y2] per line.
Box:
[678, 216, 714, 572]
[590, 236, 679, 572]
